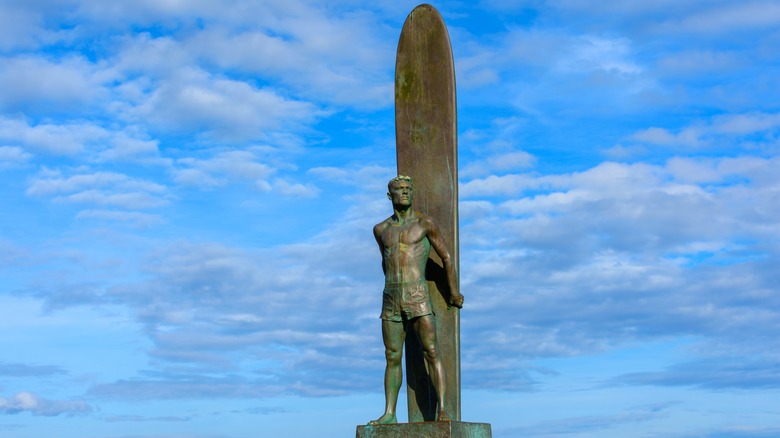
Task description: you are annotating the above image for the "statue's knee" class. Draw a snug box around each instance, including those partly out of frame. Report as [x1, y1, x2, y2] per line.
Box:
[385, 349, 402, 365]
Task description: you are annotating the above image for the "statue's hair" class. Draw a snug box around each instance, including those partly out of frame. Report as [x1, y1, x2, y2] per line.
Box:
[388, 175, 413, 191]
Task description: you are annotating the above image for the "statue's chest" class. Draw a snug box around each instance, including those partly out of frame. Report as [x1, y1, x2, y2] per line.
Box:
[384, 221, 426, 247]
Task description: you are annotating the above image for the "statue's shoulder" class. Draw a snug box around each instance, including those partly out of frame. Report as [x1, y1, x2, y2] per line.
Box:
[415, 211, 436, 228]
[374, 216, 394, 233]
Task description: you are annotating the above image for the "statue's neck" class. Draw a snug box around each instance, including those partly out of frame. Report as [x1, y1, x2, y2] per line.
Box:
[393, 206, 414, 223]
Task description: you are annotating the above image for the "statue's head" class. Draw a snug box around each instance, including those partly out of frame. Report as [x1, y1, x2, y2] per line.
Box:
[387, 175, 413, 191]
[387, 175, 413, 207]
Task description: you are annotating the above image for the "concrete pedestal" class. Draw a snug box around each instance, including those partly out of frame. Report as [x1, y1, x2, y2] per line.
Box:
[356, 421, 492, 438]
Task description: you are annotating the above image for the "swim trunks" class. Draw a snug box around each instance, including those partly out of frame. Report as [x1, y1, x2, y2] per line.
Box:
[380, 280, 433, 322]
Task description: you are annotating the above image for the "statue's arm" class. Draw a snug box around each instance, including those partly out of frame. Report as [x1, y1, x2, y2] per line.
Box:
[423, 216, 464, 308]
[373, 223, 387, 276]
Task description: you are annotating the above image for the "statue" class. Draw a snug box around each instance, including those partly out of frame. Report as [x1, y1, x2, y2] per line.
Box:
[357, 5, 492, 436]
[369, 175, 465, 425]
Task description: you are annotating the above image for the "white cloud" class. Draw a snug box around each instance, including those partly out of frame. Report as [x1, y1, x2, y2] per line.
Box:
[459, 116, 538, 178]
[0, 362, 65, 377]
[630, 112, 780, 151]
[27, 169, 170, 211]
[710, 112, 780, 135]
[114, 232, 380, 392]
[57, 190, 168, 209]
[601, 144, 647, 160]
[178, 151, 274, 183]
[460, 26, 655, 118]
[183, 6, 395, 109]
[502, 28, 569, 70]
[272, 179, 319, 198]
[631, 126, 701, 148]
[76, 209, 163, 227]
[456, 49, 500, 89]
[27, 170, 166, 197]
[557, 36, 641, 75]
[308, 164, 392, 191]
[665, 157, 722, 184]
[0, 2, 45, 51]
[100, 1, 394, 114]
[0, 392, 92, 417]
[503, 404, 669, 436]
[173, 149, 276, 190]
[0, 56, 109, 113]
[455, 152, 780, 387]
[0, 117, 164, 163]
[0, 146, 32, 168]
[549, 0, 687, 17]
[461, 173, 549, 198]
[112, 33, 193, 79]
[134, 71, 322, 142]
[479, 0, 544, 13]
[97, 132, 163, 163]
[15, 178, 391, 397]
[172, 168, 222, 187]
[173, 148, 326, 198]
[661, 1, 780, 34]
[657, 50, 742, 77]
[461, 151, 536, 177]
[0, 117, 105, 156]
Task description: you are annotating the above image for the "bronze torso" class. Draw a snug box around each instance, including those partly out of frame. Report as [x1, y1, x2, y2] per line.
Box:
[379, 213, 431, 284]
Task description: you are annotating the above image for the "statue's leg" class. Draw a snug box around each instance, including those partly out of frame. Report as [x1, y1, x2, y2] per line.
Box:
[369, 319, 406, 425]
[413, 314, 450, 421]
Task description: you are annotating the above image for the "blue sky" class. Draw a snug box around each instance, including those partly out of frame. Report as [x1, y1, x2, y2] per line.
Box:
[1, 0, 779, 437]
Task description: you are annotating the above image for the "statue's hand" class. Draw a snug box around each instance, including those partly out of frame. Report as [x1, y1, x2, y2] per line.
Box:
[448, 291, 464, 309]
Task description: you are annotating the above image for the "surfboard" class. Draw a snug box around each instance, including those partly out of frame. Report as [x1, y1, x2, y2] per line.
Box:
[395, 3, 460, 422]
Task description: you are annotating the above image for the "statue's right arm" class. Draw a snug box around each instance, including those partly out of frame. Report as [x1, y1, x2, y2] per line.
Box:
[373, 223, 387, 275]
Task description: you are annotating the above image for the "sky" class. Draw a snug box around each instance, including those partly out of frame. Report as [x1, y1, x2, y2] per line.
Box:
[0, 0, 779, 437]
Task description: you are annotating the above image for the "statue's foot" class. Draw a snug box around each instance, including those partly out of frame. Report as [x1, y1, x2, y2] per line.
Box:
[437, 410, 452, 421]
[368, 413, 397, 425]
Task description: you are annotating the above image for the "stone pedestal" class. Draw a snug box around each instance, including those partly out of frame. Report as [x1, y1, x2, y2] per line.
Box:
[356, 421, 492, 438]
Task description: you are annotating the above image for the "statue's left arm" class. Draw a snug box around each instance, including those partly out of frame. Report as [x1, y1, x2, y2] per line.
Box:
[423, 216, 464, 308]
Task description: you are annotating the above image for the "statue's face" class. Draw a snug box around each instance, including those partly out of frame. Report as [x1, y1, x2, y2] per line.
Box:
[388, 180, 413, 207]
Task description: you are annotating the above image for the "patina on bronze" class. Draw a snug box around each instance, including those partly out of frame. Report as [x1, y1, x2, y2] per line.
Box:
[368, 176, 464, 426]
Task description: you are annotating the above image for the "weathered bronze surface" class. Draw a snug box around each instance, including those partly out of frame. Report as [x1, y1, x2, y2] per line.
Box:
[357, 421, 492, 438]
[395, 4, 460, 423]
[369, 176, 463, 425]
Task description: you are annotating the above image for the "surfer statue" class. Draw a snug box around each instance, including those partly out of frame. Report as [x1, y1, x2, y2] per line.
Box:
[369, 175, 465, 425]
[357, 5, 492, 436]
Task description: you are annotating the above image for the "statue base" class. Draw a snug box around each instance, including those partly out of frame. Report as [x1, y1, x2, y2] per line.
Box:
[356, 421, 492, 438]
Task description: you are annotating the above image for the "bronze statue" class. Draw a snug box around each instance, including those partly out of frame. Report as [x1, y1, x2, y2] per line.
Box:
[369, 175, 465, 425]
[357, 6, 492, 436]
